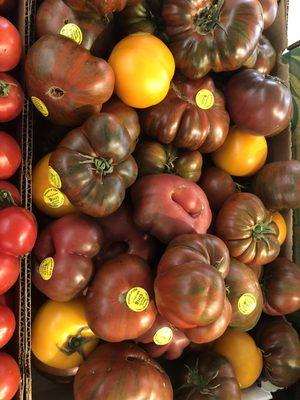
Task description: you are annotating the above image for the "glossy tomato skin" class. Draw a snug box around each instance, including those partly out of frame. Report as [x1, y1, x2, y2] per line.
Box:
[244, 35, 276, 74]
[158, 233, 230, 279]
[32, 298, 99, 370]
[0, 181, 20, 205]
[253, 160, 300, 210]
[86, 254, 157, 341]
[254, 317, 300, 387]
[33, 214, 103, 302]
[199, 166, 236, 211]
[162, 0, 263, 79]
[155, 262, 226, 330]
[0, 17, 22, 72]
[259, 0, 278, 29]
[0, 207, 37, 257]
[141, 74, 229, 153]
[271, 212, 287, 245]
[216, 192, 280, 266]
[64, 0, 133, 15]
[0, 352, 20, 400]
[0, 253, 19, 295]
[74, 342, 173, 400]
[225, 258, 263, 331]
[97, 203, 157, 265]
[25, 34, 114, 126]
[0, 132, 21, 179]
[226, 69, 293, 137]
[135, 141, 203, 182]
[0, 74, 24, 122]
[263, 257, 300, 316]
[176, 352, 241, 400]
[50, 113, 138, 217]
[132, 174, 212, 243]
[0, 303, 15, 348]
[36, 0, 114, 56]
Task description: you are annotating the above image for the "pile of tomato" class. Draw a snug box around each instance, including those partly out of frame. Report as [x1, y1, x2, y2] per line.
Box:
[1, 0, 300, 399]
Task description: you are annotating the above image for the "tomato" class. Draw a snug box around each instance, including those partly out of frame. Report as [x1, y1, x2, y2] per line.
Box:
[0, 303, 15, 348]
[0, 17, 22, 72]
[65, 0, 132, 15]
[0, 207, 37, 257]
[33, 153, 77, 218]
[0, 181, 20, 205]
[259, 0, 278, 29]
[212, 126, 268, 177]
[0, 132, 21, 179]
[214, 329, 263, 389]
[109, 33, 175, 108]
[32, 298, 99, 370]
[271, 212, 287, 245]
[0, 0, 16, 15]
[0, 352, 20, 400]
[0, 73, 24, 122]
[0, 253, 19, 296]
[244, 35, 276, 75]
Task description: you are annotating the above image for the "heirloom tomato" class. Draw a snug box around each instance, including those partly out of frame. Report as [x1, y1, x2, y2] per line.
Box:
[32, 153, 77, 218]
[0, 74, 24, 123]
[212, 126, 267, 177]
[271, 212, 287, 245]
[0, 17, 22, 72]
[0, 352, 20, 400]
[0, 131, 21, 179]
[32, 298, 99, 370]
[259, 0, 278, 29]
[244, 35, 276, 74]
[214, 329, 263, 389]
[0, 303, 15, 348]
[109, 33, 175, 108]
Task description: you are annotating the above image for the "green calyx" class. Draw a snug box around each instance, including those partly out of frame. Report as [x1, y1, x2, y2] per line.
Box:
[57, 327, 97, 360]
[0, 80, 16, 97]
[79, 155, 114, 177]
[252, 222, 276, 248]
[164, 150, 178, 174]
[194, 0, 225, 35]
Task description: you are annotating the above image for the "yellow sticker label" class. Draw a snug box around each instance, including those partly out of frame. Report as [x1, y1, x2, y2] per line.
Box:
[195, 89, 215, 110]
[238, 293, 257, 315]
[31, 96, 49, 117]
[39, 257, 54, 280]
[43, 188, 65, 208]
[48, 166, 62, 189]
[153, 327, 173, 346]
[126, 287, 149, 313]
[60, 23, 83, 45]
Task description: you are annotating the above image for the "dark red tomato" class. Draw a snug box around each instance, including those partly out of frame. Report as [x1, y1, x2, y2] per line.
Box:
[0, 17, 22, 72]
[0, 352, 20, 400]
[0, 253, 19, 295]
[0, 132, 21, 179]
[259, 0, 278, 29]
[0, 207, 37, 257]
[0, 73, 24, 123]
[0, 181, 20, 205]
[0, 304, 15, 348]
[0, 0, 16, 14]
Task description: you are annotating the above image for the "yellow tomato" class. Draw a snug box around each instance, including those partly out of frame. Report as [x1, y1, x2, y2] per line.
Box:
[109, 33, 175, 108]
[212, 126, 268, 176]
[32, 298, 99, 370]
[214, 329, 263, 389]
[33, 153, 77, 218]
[271, 211, 287, 245]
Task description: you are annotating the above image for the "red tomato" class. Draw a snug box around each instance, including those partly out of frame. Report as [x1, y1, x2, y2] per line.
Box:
[0, 181, 20, 204]
[0, 304, 15, 348]
[0, 74, 24, 122]
[0, 0, 16, 15]
[0, 253, 19, 295]
[0, 132, 21, 179]
[0, 352, 20, 400]
[0, 207, 37, 257]
[0, 17, 22, 72]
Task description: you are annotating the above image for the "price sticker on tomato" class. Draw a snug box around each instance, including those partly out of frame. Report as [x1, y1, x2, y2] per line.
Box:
[238, 293, 257, 315]
[126, 287, 149, 312]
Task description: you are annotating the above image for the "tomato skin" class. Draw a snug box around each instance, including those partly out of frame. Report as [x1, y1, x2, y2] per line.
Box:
[0, 181, 20, 204]
[109, 33, 175, 108]
[0, 303, 15, 348]
[259, 0, 278, 29]
[0, 132, 21, 179]
[0, 17, 22, 72]
[0, 253, 19, 295]
[0, 352, 20, 400]
[0, 73, 24, 122]
[271, 212, 287, 245]
[0, 207, 37, 257]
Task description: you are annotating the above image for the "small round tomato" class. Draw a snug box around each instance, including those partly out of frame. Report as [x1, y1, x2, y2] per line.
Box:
[0, 73, 24, 122]
[0, 303, 15, 348]
[109, 33, 175, 108]
[33, 153, 77, 218]
[0, 352, 20, 400]
[0, 17, 22, 72]
[212, 126, 268, 177]
[0, 132, 21, 179]
[32, 298, 99, 370]
[0, 181, 20, 204]
[271, 212, 287, 245]
[0, 207, 37, 257]
[0, 253, 19, 295]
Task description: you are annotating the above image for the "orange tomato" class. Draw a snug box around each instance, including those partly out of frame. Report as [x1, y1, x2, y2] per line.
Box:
[109, 33, 175, 108]
[33, 153, 77, 218]
[212, 126, 268, 177]
[271, 211, 287, 245]
[214, 329, 263, 389]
